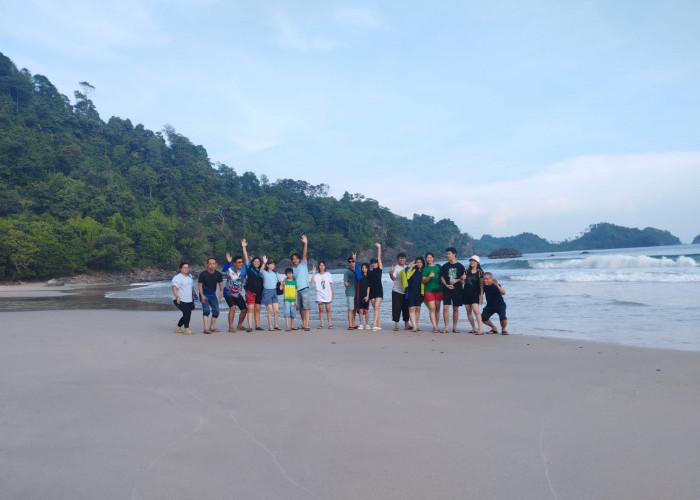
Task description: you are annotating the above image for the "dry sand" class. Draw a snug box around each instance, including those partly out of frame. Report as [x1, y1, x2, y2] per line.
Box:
[1, 309, 699, 500]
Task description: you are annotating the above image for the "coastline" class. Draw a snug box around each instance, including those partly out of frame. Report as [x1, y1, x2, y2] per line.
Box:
[2, 309, 699, 499]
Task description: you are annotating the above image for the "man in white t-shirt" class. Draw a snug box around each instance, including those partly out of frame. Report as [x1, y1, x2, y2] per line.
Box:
[389, 252, 412, 331]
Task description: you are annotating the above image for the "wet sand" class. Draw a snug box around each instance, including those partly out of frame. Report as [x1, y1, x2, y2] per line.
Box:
[1, 309, 699, 500]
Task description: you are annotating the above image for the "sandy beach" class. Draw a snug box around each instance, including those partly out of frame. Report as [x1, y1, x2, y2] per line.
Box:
[1, 308, 699, 500]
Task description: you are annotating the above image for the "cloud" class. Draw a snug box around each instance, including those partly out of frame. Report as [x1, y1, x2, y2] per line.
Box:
[357, 152, 700, 241]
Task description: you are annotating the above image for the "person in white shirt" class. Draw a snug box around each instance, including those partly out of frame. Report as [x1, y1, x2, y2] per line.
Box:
[171, 262, 197, 334]
[389, 252, 412, 331]
[311, 261, 335, 328]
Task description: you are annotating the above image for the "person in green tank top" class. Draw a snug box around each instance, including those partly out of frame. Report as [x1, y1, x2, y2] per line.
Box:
[422, 252, 442, 333]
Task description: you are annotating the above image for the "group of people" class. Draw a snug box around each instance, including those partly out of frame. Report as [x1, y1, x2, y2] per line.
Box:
[170, 237, 508, 336]
[171, 235, 333, 333]
[343, 246, 508, 335]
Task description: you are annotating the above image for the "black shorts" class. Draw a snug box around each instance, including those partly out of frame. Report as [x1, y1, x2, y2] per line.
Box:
[462, 290, 480, 305]
[482, 304, 507, 322]
[442, 289, 463, 307]
[225, 294, 247, 310]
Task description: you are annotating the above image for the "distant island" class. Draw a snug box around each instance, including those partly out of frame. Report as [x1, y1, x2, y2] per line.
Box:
[693, 235, 700, 245]
[0, 52, 687, 281]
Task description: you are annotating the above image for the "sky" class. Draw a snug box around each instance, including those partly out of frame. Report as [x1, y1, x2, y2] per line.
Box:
[2, 0, 699, 242]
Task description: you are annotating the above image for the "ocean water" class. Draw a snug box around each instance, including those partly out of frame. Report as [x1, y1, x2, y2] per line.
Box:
[98, 244, 700, 352]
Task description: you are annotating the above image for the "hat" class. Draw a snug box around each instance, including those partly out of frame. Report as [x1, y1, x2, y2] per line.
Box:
[469, 255, 480, 264]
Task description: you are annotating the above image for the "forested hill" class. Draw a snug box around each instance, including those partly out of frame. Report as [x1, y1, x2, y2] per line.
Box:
[0, 52, 472, 280]
[474, 223, 681, 254]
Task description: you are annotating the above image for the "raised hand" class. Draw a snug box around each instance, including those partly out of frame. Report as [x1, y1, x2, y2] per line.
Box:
[226, 252, 232, 263]
[241, 238, 247, 248]
[301, 235, 308, 244]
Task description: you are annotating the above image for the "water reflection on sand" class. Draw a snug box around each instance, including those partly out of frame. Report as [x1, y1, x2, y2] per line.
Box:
[0, 284, 172, 312]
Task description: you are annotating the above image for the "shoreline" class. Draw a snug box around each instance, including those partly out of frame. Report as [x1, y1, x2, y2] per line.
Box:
[2, 309, 699, 499]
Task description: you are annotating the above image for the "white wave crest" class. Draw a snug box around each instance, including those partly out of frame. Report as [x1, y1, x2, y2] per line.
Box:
[509, 272, 700, 283]
[531, 254, 697, 270]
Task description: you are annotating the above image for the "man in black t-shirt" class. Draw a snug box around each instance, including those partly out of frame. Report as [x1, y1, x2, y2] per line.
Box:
[440, 247, 465, 333]
[198, 257, 224, 334]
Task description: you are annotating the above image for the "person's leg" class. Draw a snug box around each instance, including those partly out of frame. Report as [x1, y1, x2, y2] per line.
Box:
[452, 306, 460, 332]
[427, 301, 438, 332]
[237, 305, 247, 330]
[227, 301, 235, 331]
[409, 306, 419, 331]
[372, 297, 383, 328]
[209, 296, 220, 331]
[318, 303, 324, 328]
[325, 303, 333, 328]
[482, 306, 498, 333]
[500, 317, 508, 334]
[442, 303, 450, 332]
[202, 297, 211, 333]
[465, 304, 475, 332]
[273, 302, 280, 329]
[255, 304, 262, 329]
[392, 291, 401, 329]
[266, 304, 274, 330]
[182, 302, 192, 328]
[474, 304, 483, 334]
[401, 295, 411, 329]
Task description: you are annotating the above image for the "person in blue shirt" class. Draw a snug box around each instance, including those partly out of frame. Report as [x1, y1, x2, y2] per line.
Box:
[291, 235, 311, 331]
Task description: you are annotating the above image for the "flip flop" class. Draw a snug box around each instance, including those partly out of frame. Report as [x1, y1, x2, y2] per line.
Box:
[487, 330, 498, 334]
[291, 327, 299, 330]
[440, 329, 449, 333]
[393, 327, 399, 331]
[452, 329, 461, 333]
[501, 331, 509, 335]
[328, 325, 333, 329]
[468, 330, 477, 334]
[274, 327, 282, 330]
[476, 331, 484, 335]
[211, 328, 221, 332]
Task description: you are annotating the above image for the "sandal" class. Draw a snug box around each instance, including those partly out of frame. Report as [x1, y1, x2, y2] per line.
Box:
[452, 329, 461, 333]
[211, 328, 221, 332]
[501, 331, 509, 335]
[468, 330, 477, 334]
[487, 330, 498, 334]
[274, 326, 282, 331]
[439, 329, 449, 333]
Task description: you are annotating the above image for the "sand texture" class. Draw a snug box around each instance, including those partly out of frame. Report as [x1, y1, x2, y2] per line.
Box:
[1, 310, 699, 500]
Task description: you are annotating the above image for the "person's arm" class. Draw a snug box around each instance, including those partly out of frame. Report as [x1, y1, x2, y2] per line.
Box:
[198, 280, 206, 302]
[479, 272, 484, 304]
[301, 235, 308, 262]
[310, 265, 317, 284]
[375, 243, 382, 269]
[353, 253, 363, 281]
[421, 267, 432, 284]
[223, 253, 232, 273]
[389, 264, 397, 281]
[493, 277, 506, 295]
[241, 239, 249, 265]
[172, 285, 180, 304]
[218, 277, 224, 299]
[440, 266, 454, 289]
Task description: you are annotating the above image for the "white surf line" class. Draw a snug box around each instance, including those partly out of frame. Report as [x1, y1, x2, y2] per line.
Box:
[539, 417, 559, 500]
[228, 410, 323, 500]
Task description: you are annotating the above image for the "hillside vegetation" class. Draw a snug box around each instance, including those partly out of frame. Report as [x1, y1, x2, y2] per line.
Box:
[0, 52, 683, 281]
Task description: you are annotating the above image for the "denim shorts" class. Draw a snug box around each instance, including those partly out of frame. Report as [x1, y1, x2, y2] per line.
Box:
[346, 295, 355, 311]
[201, 293, 220, 318]
[261, 288, 278, 306]
[297, 287, 311, 310]
[284, 301, 297, 318]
